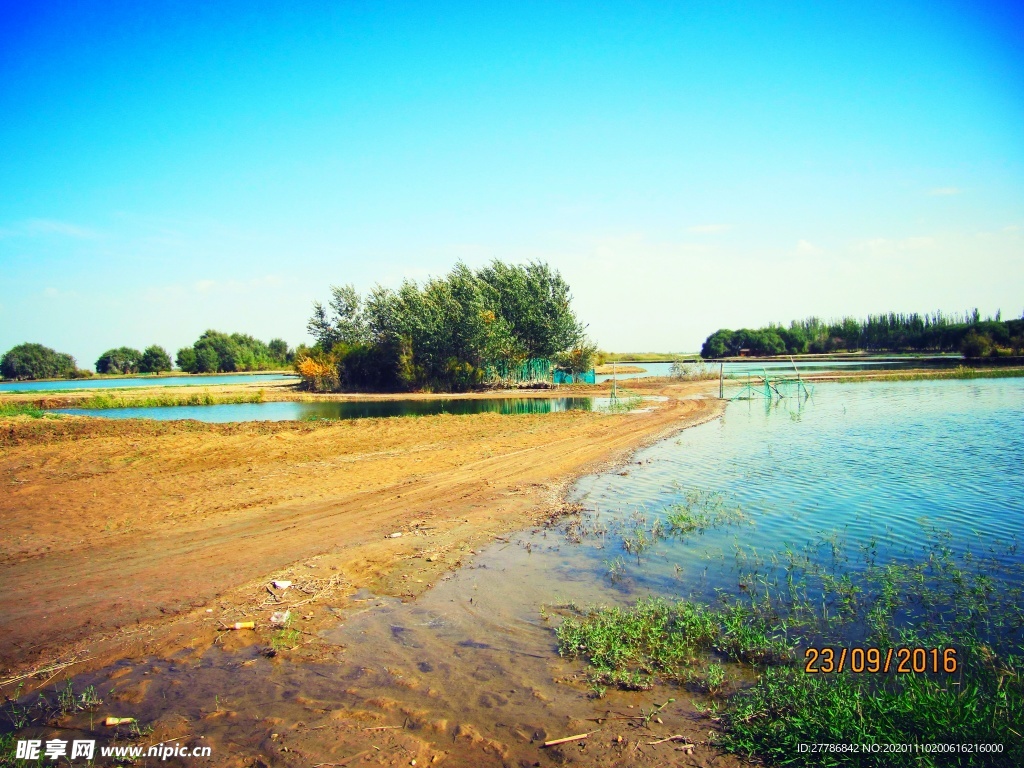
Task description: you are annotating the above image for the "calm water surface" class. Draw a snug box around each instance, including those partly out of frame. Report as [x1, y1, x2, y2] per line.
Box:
[0, 372, 298, 392]
[564, 377, 1024, 600]
[595, 356, 963, 382]
[56, 396, 607, 422]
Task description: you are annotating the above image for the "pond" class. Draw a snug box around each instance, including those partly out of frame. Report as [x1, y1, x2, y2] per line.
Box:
[568, 376, 1024, 597]
[595, 355, 964, 382]
[54, 396, 612, 422]
[0, 372, 298, 393]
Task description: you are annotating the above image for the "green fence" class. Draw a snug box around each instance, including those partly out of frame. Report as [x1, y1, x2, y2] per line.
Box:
[484, 357, 552, 385]
[552, 369, 596, 384]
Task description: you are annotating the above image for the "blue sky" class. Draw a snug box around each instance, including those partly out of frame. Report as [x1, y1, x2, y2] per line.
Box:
[1, 1, 1022, 365]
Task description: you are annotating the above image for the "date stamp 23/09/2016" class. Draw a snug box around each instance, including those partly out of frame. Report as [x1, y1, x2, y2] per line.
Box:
[803, 646, 959, 674]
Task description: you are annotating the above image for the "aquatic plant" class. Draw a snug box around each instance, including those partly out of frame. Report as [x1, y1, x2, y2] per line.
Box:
[555, 528, 1024, 767]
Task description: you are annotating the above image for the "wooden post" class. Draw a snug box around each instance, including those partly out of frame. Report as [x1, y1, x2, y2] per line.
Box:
[719, 362, 724, 399]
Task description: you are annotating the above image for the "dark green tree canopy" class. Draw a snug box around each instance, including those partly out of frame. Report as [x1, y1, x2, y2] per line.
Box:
[176, 331, 293, 373]
[476, 260, 584, 359]
[700, 310, 1024, 358]
[305, 260, 586, 391]
[1, 343, 77, 380]
[95, 347, 143, 375]
[307, 284, 368, 349]
[139, 345, 172, 373]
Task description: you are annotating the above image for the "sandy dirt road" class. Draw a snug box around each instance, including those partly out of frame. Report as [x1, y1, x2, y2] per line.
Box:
[0, 380, 720, 682]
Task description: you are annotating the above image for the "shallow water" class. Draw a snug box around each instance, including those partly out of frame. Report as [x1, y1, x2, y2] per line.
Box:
[0, 372, 298, 393]
[55, 396, 608, 422]
[570, 377, 1024, 595]
[594, 355, 962, 382]
[12, 377, 1023, 764]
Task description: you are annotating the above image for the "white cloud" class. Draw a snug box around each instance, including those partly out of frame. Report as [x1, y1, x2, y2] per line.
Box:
[25, 219, 101, 239]
[0, 219, 102, 241]
[852, 236, 936, 254]
[928, 186, 962, 196]
[41, 286, 79, 300]
[687, 223, 730, 234]
[193, 275, 286, 295]
[796, 239, 823, 255]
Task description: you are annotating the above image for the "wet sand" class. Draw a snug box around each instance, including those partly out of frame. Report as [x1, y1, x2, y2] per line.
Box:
[1, 379, 741, 765]
[0, 380, 718, 680]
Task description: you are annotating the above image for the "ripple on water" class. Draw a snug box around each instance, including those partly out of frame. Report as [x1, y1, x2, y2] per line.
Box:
[570, 377, 1024, 593]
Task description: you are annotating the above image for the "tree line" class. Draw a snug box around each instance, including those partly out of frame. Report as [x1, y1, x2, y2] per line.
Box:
[700, 310, 1024, 359]
[1, 331, 294, 380]
[175, 331, 293, 374]
[298, 260, 591, 392]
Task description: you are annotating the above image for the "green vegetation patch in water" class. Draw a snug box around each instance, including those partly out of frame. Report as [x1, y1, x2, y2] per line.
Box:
[554, 528, 1024, 767]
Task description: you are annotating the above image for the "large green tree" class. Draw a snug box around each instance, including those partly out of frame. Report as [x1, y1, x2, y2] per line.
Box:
[95, 346, 143, 374]
[1, 343, 77, 380]
[477, 260, 584, 358]
[139, 345, 172, 373]
[311, 260, 586, 391]
[175, 331, 292, 373]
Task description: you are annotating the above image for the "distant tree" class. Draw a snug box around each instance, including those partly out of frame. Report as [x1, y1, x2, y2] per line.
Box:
[267, 338, 292, 364]
[308, 284, 368, 349]
[554, 338, 599, 375]
[195, 346, 220, 373]
[960, 331, 993, 358]
[193, 330, 240, 372]
[701, 330, 734, 359]
[1, 343, 77, 380]
[139, 345, 172, 373]
[702, 309, 1019, 358]
[95, 347, 143, 375]
[176, 347, 197, 373]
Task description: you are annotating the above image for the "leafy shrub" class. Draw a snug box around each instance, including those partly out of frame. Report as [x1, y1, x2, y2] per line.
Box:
[960, 330, 994, 358]
[297, 357, 339, 392]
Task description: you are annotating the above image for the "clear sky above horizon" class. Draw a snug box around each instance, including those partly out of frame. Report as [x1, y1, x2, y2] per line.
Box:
[2, 1, 1022, 367]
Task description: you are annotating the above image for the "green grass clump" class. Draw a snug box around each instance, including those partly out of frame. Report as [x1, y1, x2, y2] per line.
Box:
[722, 660, 1023, 767]
[556, 523, 1024, 768]
[559, 595, 1023, 766]
[0, 402, 46, 418]
[556, 597, 783, 686]
[665, 489, 749, 536]
[77, 389, 264, 409]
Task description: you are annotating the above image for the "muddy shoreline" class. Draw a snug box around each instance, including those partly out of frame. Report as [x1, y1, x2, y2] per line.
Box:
[0, 381, 720, 682]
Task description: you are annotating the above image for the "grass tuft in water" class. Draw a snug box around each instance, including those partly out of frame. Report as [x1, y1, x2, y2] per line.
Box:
[834, 365, 1024, 383]
[554, 511, 1024, 766]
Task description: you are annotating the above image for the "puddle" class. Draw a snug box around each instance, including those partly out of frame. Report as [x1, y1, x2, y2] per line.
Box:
[7, 520, 730, 766]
